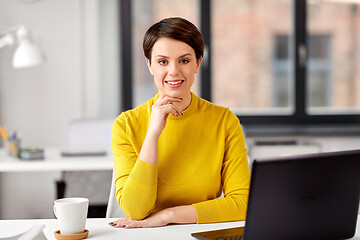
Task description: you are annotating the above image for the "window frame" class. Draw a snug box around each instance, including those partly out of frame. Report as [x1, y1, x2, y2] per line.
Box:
[119, 0, 360, 129]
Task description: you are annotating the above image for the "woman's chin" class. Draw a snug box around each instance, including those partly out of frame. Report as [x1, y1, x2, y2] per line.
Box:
[160, 91, 187, 99]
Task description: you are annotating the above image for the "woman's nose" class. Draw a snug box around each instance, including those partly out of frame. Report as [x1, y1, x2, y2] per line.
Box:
[169, 62, 180, 77]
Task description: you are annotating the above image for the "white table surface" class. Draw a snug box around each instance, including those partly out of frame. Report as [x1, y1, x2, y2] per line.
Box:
[0, 218, 246, 240]
[1, 217, 360, 240]
[0, 149, 113, 172]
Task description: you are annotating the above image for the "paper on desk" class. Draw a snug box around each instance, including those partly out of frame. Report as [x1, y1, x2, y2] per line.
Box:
[0, 224, 47, 240]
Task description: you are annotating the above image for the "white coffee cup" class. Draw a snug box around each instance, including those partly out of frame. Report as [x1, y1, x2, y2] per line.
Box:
[53, 197, 89, 235]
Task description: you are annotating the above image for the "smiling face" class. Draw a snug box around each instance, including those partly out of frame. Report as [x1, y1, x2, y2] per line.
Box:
[147, 37, 202, 99]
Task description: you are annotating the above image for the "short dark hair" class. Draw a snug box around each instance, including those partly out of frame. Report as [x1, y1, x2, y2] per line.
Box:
[143, 17, 204, 62]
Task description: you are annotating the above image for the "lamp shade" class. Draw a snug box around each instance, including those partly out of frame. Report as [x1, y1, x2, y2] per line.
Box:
[12, 41, 44, 68]
[12, 25, 44, 68]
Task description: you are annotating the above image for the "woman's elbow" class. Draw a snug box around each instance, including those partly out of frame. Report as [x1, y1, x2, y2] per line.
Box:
[119, 199, 152, 220]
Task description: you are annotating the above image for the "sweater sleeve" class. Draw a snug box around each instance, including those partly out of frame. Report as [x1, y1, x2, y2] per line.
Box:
[111, 113, 158, 220]
[193, 111, 251, 223]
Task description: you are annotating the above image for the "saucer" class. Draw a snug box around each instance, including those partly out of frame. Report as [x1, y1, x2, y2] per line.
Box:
[54, 229, 89, 240]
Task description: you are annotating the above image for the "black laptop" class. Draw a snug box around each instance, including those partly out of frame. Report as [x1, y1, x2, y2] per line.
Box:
[192, 149, 360, 240]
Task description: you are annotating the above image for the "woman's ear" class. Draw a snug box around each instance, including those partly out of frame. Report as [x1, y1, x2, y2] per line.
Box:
[195, 57, 202, 73]
[146, 58, 154, 76]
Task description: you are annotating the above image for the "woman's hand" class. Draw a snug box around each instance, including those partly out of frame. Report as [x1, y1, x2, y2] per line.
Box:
[109, 209, 172, 228]
[148, 95, 183, 138]
[108, 205, 197, 229]
[138, 95, 182, 165]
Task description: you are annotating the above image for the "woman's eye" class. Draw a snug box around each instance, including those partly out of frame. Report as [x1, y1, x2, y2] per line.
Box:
[180, 59, 189, 64]
[159, 60, 167, 65]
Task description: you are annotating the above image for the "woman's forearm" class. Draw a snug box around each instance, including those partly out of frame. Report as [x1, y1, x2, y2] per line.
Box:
[166, 205, 197, 224]
[138, 132, 159, 165]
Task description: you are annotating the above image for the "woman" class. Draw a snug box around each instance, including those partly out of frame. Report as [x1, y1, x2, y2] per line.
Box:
[109, 17, 250, 228]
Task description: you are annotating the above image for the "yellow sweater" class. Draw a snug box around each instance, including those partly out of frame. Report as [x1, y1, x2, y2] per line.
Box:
[111, 93, 250, 223]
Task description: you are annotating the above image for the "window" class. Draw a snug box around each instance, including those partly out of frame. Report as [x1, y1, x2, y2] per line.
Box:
[307, 35, 331, 109]
[120, 0, 360, 127]
[273, 34, 332, 109]
[274, 35, 294, 109]
[211, 0, 294, 115]
[307, 1, 360, 115]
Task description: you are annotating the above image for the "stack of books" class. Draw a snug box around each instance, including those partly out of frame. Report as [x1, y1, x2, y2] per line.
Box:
[19, 148, 44, 160]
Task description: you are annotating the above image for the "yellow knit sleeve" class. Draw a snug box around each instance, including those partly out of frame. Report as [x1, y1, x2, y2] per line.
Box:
[193, 110, 250, 223]
[111, 113, 158, 220]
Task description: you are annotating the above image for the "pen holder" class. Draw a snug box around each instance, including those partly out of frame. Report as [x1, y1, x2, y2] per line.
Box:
[5, 138, 21, 157]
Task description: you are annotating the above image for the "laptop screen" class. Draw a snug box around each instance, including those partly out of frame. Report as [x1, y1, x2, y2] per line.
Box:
[244, 149, 360, 240]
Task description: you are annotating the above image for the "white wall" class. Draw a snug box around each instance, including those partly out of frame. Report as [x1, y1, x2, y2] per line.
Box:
[99, 0, 121, 118]
[0, 0, 119, 219]
[0, 0, 120, 147]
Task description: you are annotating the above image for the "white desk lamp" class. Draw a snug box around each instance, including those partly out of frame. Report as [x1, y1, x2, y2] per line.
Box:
[0, 25, 44, 68]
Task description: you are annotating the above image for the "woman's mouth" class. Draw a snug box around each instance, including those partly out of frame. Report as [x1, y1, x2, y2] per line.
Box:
[165, 80, 185, 88]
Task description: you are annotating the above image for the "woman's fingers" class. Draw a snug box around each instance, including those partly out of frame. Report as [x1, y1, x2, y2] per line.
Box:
[123, 220, 146, 228]
[109, 217, 131, 228]
[154, 95, 183, 114]
[147, 95, 184, 136]
[109, 217, 148, 228]
[153, 98, 183, 117]
[156, 95, 183, 106]
[161, 104, 182, 117]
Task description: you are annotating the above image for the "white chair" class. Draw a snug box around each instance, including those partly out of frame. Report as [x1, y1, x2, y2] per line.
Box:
[106, 170, 126, 218]
[64, 118, 114, 152]
[60, 118, 114, 216]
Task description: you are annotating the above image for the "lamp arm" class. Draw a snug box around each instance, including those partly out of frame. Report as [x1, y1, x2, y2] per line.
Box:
[0, 24, 22, 49]
[0, 34, 15, 49]
[0, 24, 21, 35]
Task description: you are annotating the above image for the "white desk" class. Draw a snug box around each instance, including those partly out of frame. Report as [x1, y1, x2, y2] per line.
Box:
[0, 217, 360, 240]
[0, 149, 114, 219]
[0, 149, 113, 172]
[0, 218, 244, 240]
